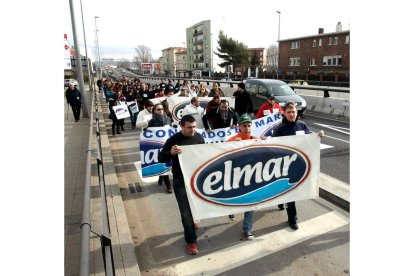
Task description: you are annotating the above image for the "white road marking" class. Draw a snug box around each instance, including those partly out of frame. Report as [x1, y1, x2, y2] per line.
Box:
[323, 135, 350, 144]
[320, 143, 333, 150]
[159, 211, 349, 276]
[314, 123, 350, 135]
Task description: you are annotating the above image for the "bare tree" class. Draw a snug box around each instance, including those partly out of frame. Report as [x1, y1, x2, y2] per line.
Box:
[265, 44, 278, 72]
[134, 45, 153, 64]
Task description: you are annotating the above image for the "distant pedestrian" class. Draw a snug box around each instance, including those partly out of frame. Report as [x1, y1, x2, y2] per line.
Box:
[65, 82, 82, 122]
[233, 82, 253, 117]
[147, 103, 173, 193]
[208, 82, 224, 97]
[108, 93, 122, 135]
[159, 115, 205, 255]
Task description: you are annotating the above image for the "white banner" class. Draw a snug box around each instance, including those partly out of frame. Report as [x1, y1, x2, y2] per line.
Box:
[127, 101, 139, 114]
[138, 113, 283, 177]
[113, 105, 130, 119]
[178, 134, 321, 221]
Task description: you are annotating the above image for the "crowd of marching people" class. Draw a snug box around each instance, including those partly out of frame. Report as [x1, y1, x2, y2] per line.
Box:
[89, 75, 324, 256]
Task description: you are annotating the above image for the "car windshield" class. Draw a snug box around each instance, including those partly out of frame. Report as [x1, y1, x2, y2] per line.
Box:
[268, 84, 296, 96]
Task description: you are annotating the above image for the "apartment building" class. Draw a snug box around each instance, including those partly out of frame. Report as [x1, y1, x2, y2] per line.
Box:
[186, 20, 212, 77]
[160, 47, 186, 77]
[279, 22, 350, 81]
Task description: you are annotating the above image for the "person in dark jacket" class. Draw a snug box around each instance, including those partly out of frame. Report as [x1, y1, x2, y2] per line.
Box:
[272, 101, 324, 230]
[147, 103, 173, 193]
[233, 82, 253, 117]
[65, 82, 82, 122]
[158, 115, 205, 255]
[138, 83, 154, 110]
[202, 99, 238, 131]
[108, 93, 122, 135]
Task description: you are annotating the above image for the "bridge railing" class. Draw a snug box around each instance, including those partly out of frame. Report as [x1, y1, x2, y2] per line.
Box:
[79, 86, 115, 276]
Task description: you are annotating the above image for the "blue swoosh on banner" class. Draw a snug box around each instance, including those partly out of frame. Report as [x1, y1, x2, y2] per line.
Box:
[142, 163, 171, 177]
[207, 179, 294, 204]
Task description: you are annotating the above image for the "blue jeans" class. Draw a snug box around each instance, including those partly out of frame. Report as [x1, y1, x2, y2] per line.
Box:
[243, 211, 254, 233]
[130, 112, 138, 127]
[173, 178, 197, 244]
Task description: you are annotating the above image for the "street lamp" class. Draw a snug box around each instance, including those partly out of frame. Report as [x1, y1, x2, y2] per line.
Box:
[94, 16, 102, 80]
[276, 10, 281, 79]
[210, 33, 213, 79]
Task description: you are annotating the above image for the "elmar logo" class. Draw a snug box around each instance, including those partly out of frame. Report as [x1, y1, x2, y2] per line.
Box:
[140, 140, 172, 176]
[191, 145, 310, 206]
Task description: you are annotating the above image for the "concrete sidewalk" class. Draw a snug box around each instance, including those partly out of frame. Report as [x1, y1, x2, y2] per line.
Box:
[64, 85, 140, 276]
[64, 88, 92, 275]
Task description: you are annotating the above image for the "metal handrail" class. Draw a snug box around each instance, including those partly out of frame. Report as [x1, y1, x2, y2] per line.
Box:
[79, 87, 115, 276]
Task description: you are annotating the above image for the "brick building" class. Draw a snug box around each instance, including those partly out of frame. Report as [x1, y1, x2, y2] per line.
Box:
[279, 22, 350, 82]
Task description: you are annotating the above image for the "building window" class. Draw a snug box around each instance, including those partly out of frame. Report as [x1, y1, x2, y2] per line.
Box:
[322, 55, 342, 66]
[312, 39, 316, 47]
[319, 38, 322, 46]
[309, 58, 317, 66]
[345, 35, 350, 44]
[289, 57, 300, 66]
[334, 37, 338, 45]
[328, 37, 333, 45]
[290, 41, 300, 49]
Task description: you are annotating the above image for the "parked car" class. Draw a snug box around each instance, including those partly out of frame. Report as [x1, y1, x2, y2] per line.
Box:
[245, 79, 307, 117]
[64, 79, 79, 87]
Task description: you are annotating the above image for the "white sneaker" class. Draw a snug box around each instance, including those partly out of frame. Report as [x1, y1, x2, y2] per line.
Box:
[246, 231, 254, 240]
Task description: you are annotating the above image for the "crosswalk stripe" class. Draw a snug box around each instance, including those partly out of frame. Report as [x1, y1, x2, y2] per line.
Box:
[159, 211, 349, 275]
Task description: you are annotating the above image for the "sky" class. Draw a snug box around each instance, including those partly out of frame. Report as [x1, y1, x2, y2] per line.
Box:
[64, 0, 352, 61]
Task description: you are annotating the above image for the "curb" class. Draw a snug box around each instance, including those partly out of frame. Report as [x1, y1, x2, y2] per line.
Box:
[92, 91, 141, 275]
[318, 173, 350, 212]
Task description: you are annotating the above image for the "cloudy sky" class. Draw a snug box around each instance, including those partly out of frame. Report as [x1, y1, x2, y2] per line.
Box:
[64, 0, 351, 61]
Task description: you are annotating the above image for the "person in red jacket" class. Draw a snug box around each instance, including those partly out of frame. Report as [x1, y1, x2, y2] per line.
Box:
[255, 96, 283, 118]
[205, 94, 221, 113]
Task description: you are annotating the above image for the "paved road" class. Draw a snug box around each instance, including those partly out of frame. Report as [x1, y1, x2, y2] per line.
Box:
[100, 96, 350, 275]
[303, 112, 350, 184]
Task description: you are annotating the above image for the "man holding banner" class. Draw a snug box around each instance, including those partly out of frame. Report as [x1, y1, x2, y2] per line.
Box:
[272, 101, 324, 230]
[158, 115, 205, 255]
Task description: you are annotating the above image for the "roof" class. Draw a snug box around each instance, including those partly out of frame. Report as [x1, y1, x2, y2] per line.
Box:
[279, 30, 350, 42]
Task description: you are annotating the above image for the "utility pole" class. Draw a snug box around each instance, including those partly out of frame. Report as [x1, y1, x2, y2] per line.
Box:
[69, 0, 89, 117]
[79, 0, 93, 92]
[94, 16, 102, 80]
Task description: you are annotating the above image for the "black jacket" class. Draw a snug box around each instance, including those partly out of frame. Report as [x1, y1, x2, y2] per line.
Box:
[202, 107, 238, 130]
[159, 132, 205, 180]
[233, 90, 253, 115]
[65, 87, 82, 106]
[272, 117, 310, 137]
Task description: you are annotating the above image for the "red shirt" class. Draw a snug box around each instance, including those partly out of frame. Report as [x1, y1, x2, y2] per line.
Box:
[228, 131, 257, 141]
[255, 102, 283, 118]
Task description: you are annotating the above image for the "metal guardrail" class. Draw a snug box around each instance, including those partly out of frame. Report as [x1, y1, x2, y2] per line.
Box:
[79, 86, 115, 276]
[289, 84, 350, 98]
